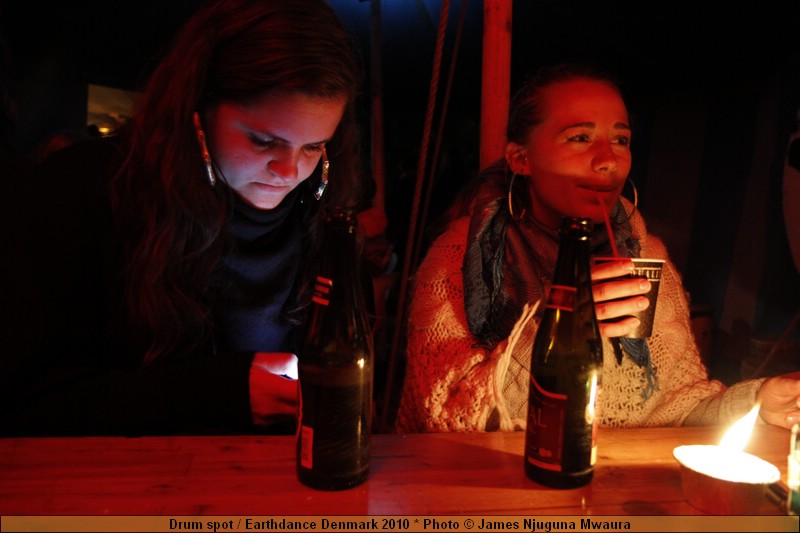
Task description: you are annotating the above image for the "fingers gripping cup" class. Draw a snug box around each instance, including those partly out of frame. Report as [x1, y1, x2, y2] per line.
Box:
[592, 257, 665, 338]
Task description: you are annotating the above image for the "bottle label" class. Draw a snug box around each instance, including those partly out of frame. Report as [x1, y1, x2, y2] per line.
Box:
[311, 276, 333, 306]
[544, 284, 576, 312]
[525, 374, 600, 472]
[296, 361, 372, 480]
[526, 374, 567, 471]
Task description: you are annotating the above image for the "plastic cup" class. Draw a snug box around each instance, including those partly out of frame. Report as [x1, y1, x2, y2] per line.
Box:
[592, 257, 665, 338]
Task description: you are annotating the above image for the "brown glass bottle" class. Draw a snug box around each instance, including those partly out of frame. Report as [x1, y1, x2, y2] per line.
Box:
[296, 207, 374, 490]
[524, 217, 603, 489]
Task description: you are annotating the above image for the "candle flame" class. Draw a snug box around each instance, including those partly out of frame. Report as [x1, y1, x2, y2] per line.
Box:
[719, 402, 760, 451]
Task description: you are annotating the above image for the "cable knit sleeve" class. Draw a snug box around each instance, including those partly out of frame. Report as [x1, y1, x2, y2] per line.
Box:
[681, 378, 766, 426]
[395, 218, 507, 433]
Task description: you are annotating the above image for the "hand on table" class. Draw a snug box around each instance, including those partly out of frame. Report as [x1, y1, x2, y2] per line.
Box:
[757, 372, 800, 428]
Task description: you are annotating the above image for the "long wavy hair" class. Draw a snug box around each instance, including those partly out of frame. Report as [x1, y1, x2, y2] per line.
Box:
[110, 0, 363, 364]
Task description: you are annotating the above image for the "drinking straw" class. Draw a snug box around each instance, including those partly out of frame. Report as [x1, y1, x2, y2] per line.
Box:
[591, 190, 619, 258]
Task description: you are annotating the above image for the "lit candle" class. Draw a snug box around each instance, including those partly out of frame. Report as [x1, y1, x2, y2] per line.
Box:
[673, 404, 781, 514]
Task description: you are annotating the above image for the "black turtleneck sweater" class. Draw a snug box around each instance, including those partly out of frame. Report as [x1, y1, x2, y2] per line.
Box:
[214, 189, 305, 354]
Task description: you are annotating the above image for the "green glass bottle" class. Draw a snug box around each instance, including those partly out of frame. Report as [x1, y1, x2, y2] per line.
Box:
[524, 217, 603, 488]
[297, 207, 374, 490]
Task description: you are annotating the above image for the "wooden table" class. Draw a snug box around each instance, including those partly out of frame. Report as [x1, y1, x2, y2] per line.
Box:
[0, 425, 794, 517]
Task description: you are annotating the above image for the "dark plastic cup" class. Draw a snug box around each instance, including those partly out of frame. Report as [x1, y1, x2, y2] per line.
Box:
[592, 257, 665, 338]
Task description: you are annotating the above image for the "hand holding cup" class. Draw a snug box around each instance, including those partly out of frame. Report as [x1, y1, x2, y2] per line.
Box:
[591, 257, 663, 338]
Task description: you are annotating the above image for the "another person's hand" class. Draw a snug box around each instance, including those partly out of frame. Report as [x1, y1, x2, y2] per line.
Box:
[756, 372, 800, 428]
[249, 352, 299, 426]
[590, 258, 651, 338]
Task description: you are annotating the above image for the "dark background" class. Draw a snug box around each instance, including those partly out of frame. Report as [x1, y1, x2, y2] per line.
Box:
[2, 0, 800, 382]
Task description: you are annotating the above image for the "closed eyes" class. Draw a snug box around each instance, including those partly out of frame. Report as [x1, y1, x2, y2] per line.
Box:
[248, 134, 325, 154]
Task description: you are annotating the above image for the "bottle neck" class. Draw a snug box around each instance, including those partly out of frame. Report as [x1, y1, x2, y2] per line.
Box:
[553, 218, 593, 289]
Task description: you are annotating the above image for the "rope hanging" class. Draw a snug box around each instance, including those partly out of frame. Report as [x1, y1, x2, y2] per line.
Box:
[380, 0, 469, 432]
[412, 0, 469, 274]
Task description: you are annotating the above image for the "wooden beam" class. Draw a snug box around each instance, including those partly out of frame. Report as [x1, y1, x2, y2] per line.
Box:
[480, 0, 512, 168]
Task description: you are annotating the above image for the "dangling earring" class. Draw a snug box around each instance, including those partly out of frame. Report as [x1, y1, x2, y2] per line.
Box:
[507, 171, 526, 221]
[618, 177, 639, 223]
[193, 112, 217, 188]
[314, 148, 329, 200]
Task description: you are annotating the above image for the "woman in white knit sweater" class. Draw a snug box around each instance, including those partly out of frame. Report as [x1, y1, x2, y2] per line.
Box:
[396, 63, 800, 433]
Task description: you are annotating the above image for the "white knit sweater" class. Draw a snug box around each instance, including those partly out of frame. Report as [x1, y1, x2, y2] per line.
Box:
[396, 207, 763, 433]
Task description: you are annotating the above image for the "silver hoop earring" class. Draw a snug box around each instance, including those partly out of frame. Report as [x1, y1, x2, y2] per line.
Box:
[619, 177, 639, 223]
[193, 112, 217, 188]
[314, 148, 329, 200]
[507, 172, 526, 221]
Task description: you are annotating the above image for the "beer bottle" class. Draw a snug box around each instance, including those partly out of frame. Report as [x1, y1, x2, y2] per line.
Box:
[297, 206, 374, 490]
[524, 217, 603, 488]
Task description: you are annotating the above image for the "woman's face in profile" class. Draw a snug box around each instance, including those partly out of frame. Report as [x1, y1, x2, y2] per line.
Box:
[204, 92, 346, 210]
[520, 78, 632, 228]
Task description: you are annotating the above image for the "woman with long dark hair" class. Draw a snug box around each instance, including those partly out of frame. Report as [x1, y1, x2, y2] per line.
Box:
[3, 0, 364, 435]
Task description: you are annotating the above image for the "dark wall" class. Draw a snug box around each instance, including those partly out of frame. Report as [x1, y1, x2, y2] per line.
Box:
[1, 0, 199, 153]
